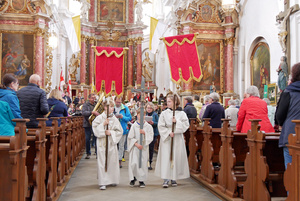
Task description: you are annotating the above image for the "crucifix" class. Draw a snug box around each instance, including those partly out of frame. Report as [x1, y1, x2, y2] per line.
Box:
[131, 76, 154, 168]
[276, 2, 299, 65]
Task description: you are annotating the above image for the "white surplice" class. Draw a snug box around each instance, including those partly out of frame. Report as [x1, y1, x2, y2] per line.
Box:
[155, 109, 190, 180]
[127, 121, 154, 182]
[92, 113, 123, 186]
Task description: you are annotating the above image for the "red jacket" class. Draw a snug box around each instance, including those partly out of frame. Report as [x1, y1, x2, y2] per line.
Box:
[236, 96, 274, 133]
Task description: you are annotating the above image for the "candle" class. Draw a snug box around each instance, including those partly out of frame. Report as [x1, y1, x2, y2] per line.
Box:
[154, 89, 156, 97]
[135, 81, 137, 89]
[81, 86, 83, 91]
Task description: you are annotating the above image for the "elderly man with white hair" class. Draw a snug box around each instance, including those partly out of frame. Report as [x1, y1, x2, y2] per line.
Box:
[225, 99, 239, 127]
[202, 92, 225, 128]
[199, 95, 211, 121]
[236, 86, 274, 133]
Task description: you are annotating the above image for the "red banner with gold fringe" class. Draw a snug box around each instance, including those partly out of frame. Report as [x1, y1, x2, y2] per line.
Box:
[93, 46, 125, 96]
[163, 34, 202, 84]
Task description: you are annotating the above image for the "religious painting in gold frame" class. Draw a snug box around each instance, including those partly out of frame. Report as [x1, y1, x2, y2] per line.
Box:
[267, 83, 277, 105]
[250, 42, 270, 98]
[0, 31, 35, 86]
[97, 0, 126, 23]
[11, 0, 26, 11]
[193, 39, 224, 93]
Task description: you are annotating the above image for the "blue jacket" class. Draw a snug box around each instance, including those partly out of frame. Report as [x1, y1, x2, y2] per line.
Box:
[115, 104, 132, 135]
[0, 101, 15, 136]
[276, 81, 300, 147]
[146, 111, 159, 137]
[17, 83, 49, 128]
[46, 98, 68, 127]
[203, 102, 225, 128]
[0, 87, 22, 119]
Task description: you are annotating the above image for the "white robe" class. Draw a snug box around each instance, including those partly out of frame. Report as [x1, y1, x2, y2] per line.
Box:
[92, 113, 123, 186]
[127, 121, 154, 181]
[155, 109, 190, 180]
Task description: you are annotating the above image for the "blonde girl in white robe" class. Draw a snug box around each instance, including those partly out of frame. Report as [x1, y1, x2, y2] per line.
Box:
[92, 100, 123, 190]
[155, 94, 190, 188]
[128, 109, 154, 187]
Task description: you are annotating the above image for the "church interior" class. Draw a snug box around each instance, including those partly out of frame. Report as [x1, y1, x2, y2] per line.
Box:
[1, 0, 300, 200]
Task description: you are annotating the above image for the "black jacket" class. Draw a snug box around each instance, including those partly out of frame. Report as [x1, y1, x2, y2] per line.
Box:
[203, 102, 225, 128]
[183, 103, 197, 120]
[17, 83, 49, 128]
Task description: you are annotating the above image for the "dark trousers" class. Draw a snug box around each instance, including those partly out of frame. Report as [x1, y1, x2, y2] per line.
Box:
[85, 127, 97, 155]
[149, 136, 158, 164]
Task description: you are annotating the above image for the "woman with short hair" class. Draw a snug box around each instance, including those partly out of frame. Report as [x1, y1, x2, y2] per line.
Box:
[236, 86, 274, 133]
[276, 62, 300, 169]
[202, 92, 225, 128]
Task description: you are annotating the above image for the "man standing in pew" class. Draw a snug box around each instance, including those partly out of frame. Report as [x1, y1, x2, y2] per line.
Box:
[276, 62, 300, 169]
[17, 74, 49, 128]
[82, 93, 99, 159]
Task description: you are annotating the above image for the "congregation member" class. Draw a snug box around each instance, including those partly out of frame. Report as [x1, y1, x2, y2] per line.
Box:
[193, 95, 202, 120]
[133, 92, 141, 102]
[0, 101, 16, 136]
[17, 74, 49, 128]
[114, 96, 132, 168]
[82, 93, 99, 159]
[199, 95, 211, 121]
[276, 62, 300, 169]
[154, 103, 161, 116]
[128, 108, 154, 188]
[161, 102, 168, 111]
[0, 73, 22, 119]
[145, 102, 159, 170]
[236, 86, 274, 133]
[92, 99, 123, 190]
[155, 94, 190, 188]
[158, 93, 165, 105]
[225, 99, 239, 127]
[202, 92, 225, 128]
[183, 96, 197, 120]
[73, 92, 84, 106]
[46, 88, 68, 127]
[63, 91, 72, 106]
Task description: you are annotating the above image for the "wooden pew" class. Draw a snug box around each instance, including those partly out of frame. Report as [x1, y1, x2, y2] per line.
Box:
[188, 119, 201, 173]
[65, 117, 73, 174]
[57, 117, 67, 185]
[0, 119, 29, 201]
[45, 118, 59, 201]
[284, 120, 300, 201]
[26, 118, 47, 201]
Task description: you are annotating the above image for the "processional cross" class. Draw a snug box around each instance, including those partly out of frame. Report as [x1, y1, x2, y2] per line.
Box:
[131, 76, 153, 168]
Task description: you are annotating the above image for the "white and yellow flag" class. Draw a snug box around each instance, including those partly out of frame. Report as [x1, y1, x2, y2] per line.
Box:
[63, 15, 81, 53]
[149, 17, 169, 54]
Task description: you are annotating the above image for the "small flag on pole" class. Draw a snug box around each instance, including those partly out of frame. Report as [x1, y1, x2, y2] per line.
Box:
[59, 68, 65, 92]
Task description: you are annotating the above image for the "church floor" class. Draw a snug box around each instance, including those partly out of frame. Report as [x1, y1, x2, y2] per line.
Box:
[57, 148, 221, 201]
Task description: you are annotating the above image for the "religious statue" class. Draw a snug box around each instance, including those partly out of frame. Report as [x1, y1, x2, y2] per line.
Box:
[278, 7, 293, 53]
[142, 52, 153, 82]
[69, 53, 81, 82]
[135, 0, 143, 25]
[15, 54, 30, 79]
[277, 56, 289, 92]
[80, 0, 91, 22]
[210, 82, 216, 94]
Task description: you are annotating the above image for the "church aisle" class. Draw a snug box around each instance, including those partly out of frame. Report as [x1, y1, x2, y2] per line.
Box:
[58, 149, 220, 201]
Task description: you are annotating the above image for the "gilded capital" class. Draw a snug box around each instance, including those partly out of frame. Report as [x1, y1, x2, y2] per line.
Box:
[224, 37, 235, 46]
[35, 28, 45, 37]
[89, 37, 96, 44]
[127, 38, 134, 45]
[136, 37, 144, 44]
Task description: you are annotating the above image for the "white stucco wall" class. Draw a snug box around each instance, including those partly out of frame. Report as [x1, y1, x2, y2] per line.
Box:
[237, 0, 284, 97]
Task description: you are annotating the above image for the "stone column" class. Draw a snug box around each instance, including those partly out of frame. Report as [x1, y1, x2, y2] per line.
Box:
[128, 0, 134, 23]
[225, 37, 234, 93]
[35, 28, 45, 87]
[89, 37, 95, 85]
[89, 0, 95, 22]
[127, 38, 134, 87]
[136, 37, 143, 85]
[80, 35, 87, 84]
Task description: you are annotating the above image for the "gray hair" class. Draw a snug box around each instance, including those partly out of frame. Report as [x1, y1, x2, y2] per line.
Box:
[246, 85, 260, 98]
[145, 102, 155, 110]
[204, 95, 210, 103]
[228, 99, 236, 106]
[209, 92, 220, 102]
[235, 99, 240, 106]
[185, 96, 193, 103]
[194, 95, 199, 101]
[263, 98, 271, 105]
